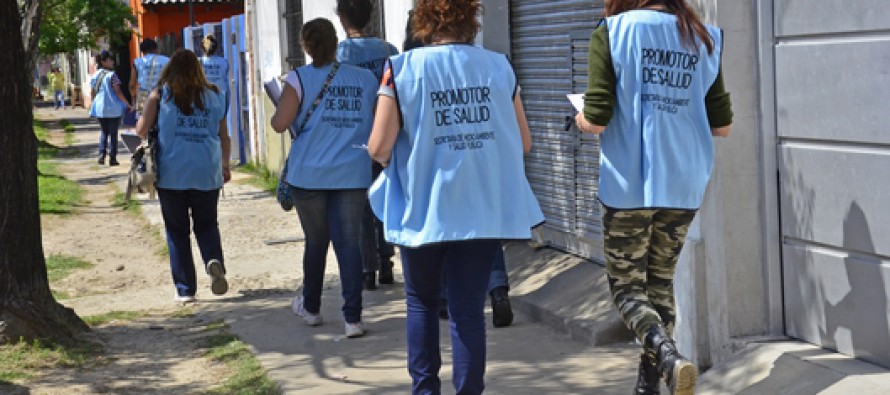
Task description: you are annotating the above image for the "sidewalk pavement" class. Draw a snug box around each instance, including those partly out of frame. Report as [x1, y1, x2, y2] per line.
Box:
[38, 106, 890, 394]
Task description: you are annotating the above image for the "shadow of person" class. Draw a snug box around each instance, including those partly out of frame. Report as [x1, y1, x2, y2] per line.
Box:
[0, 381, 30, 395]
[820, 202, 890, 368]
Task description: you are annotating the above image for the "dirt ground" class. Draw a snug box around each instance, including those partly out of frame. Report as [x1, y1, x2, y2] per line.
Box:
[14, 107, 301, 394]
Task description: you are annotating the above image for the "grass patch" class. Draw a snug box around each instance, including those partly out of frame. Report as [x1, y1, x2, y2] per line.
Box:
[59, 119, 76, 145]
[233, 162, 278, 193]
[33, 120, 50, 141]
[59, 119, 75, 133]
[81, 311, 146, 327]
[112, 190, 142, 214]
[45, 254, 92, 283]
[51, 290, 72, 300]
[36, 119, 84, 214]
[36, 120, 62, 160]
[38, 161, 83, 214]
[0, 338, 101, 382]
[201, 323, 281, 395]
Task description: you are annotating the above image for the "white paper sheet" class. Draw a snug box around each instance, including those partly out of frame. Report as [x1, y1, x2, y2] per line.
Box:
[566, 93, 584, 112]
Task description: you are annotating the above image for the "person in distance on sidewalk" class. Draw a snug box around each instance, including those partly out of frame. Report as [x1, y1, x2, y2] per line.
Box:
[90, 50, 133, 166]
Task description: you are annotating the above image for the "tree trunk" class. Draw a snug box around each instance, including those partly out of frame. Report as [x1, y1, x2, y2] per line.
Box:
[1, 0, 87, 345]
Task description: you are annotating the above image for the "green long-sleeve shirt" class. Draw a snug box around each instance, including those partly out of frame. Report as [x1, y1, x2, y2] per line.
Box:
[583, 23, 733, 128]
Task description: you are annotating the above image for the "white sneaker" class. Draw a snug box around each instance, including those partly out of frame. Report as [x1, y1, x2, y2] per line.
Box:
[291, 295, 322, 326]
[345, 322, 365, 338]
[207, 259, 228, 295]
[174, 294, 196, 303]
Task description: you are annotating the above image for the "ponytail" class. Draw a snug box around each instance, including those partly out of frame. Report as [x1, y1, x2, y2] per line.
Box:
[202, 35, 219, 56]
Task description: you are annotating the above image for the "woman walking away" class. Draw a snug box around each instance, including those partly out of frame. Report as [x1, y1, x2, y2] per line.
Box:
[271, 18, 378, 338]
[368, 0, 543, 392]
[90, 50, 132, 166]
[136, 49, 231, 304]
[575, 0, 733, 394]
[334, 0, 400, 290]
[200, 35, 230, 103]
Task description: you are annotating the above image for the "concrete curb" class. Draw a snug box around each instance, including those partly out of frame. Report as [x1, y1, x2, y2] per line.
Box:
[503, 241, 635, 346]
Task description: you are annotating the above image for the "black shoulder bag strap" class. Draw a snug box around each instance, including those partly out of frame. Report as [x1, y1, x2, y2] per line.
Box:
[91, 70, 109, 97]
[290, 61, 340, 140]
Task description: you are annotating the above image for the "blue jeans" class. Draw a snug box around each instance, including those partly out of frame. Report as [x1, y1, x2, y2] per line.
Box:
[157, 188, 225, 297]
[401, 240, 500, 395]
[53, 89, 65, 109]
[97, 117, 120, 160]
[290, 187, 365, 323]
[439, 245, 509, 301]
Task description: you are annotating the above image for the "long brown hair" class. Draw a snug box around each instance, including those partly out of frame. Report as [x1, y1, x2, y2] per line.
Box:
[156, 49, 219, 115]
[604, 0, 714, 54]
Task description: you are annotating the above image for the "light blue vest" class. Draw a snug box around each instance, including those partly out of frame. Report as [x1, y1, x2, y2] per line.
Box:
[369, 44, 544, 247]
[336, 37, 399, 81]
[600, 10, 723, 209]
[200, 55, 229, 95]
[155, 86, 227, 190]
[134, 54, 169, 92]
[89, 70, 124, 118]
[285, 63, 378, 189]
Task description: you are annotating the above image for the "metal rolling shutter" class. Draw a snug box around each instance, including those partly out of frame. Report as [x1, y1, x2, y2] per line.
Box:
[510, 0, 603, 261]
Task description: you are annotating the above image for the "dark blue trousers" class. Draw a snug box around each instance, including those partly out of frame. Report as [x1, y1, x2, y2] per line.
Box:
[401, 240, 500, 395]
[157, 188, 224, 297]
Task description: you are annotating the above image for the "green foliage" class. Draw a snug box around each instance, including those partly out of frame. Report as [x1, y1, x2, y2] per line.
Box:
[36, 120, 84, 214]
[112, 190, 142, 214]
[38, 162, 83, 214]
[45, 254, 92, 283]
[233, 162, 278, 193]
[39, 0, 136, 55]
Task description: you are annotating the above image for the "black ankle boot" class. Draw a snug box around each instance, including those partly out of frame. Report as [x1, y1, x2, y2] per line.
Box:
[490, 286, 513, 328]
[634, 352, 661, 395]
[378, 258, 394, 284]
[363, 272, 377, 290]
[644, 326, 697, 395]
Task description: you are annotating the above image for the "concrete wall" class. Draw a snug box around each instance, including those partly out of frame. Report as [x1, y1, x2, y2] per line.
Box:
[244, 0, 288, 169]
[480, 0, 511, 55]
[382, 0, 414, 51]
[672, 0, 774, 367]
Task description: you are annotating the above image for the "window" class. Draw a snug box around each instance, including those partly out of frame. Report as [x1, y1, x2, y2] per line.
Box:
[283, 0, 305, 68]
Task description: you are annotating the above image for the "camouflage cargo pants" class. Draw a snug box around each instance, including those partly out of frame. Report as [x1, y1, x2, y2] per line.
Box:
[602, 205, 696, 342]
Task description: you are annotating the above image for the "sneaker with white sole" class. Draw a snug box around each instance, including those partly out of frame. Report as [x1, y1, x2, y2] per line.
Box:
[207, 259, 228, 295]
[291, 295, 322, 326]
[174, 294, 196, 303]
[345, 322, 365, 338]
